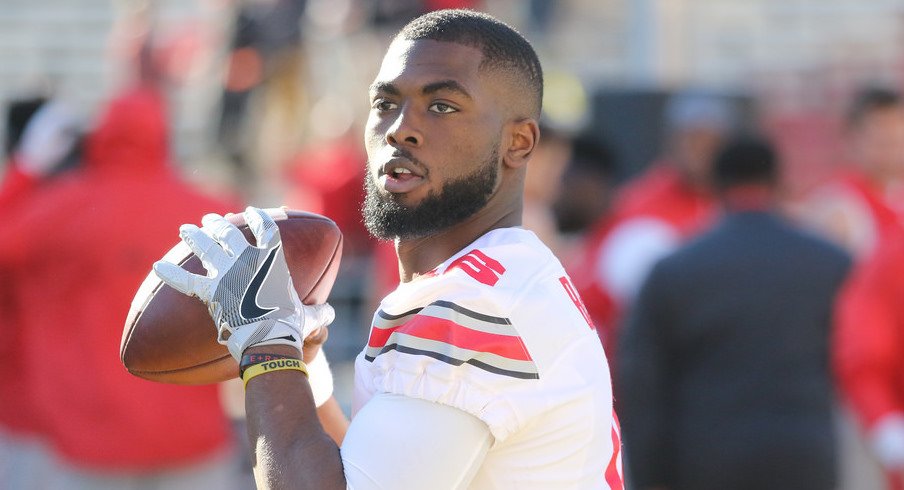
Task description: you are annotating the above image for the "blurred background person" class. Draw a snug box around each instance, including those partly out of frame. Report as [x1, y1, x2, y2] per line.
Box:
[799, 86, 904, 257]
[571, 90, 735, 354]
[0, 52, 245, 488]
[522, 121, 574, 255]
[619, 136, 851, 490]
[0, 92, 83, 490]
[0, 93, 82, 209]
[552, 132, 617, 251]
[794, 85, 904, 490]
[217, 0, 309, 203]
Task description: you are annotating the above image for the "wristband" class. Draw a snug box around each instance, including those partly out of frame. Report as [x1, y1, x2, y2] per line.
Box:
[307, 351, 334, 407]
[242, 358, 308, 390]
[239, 353, 293, 378]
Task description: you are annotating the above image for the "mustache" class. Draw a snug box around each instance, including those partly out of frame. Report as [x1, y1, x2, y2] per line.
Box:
[390, 149, 427, 170]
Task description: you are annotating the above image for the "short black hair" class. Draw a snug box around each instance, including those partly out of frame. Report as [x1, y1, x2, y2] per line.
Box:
[396, 9, 543, 118]
[846, 86, 902, 130]
[713, 135, 779, 190]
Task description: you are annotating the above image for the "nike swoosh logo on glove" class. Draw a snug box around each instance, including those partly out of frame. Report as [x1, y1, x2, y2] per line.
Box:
[240, 245, 281, 320]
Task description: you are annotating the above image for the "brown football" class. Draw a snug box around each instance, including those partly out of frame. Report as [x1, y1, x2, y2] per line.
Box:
[120, 209, 343, 385]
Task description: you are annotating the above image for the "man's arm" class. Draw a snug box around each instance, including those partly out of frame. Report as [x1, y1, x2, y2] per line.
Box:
[153, 208, 492, 488]
[317, 396, 350, 445]
[244, 343, 493, 490]
[305, 326, 350, 445]
[244, 344, 346, 490]
[341, 393, 492, 489]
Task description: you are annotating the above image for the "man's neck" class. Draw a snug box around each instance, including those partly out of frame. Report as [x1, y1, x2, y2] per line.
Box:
[394, 206, 521, 282]
[720, 183, 776, 212]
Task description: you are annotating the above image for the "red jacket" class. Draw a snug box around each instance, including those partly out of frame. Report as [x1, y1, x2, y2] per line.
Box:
[816, 170, 904, 429]
[0, 162, 45, 436]
[836, 229, 904, 431]
[837, 171, 904, 239]
[0, 85, 233, 469]
[822, 169, 904, 490]
[802, 170, 904, 257]
[0, 164, 39, 211]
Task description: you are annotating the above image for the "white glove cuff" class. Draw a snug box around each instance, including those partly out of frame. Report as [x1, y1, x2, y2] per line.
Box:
[225, 318, 302, 361]
[307, 350, 334, 407]
[870, 413, 904, 469]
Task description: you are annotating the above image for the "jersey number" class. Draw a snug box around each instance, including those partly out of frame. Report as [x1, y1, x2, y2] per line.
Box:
[559, 276, 594, 329]
[448, 249, 506, 286]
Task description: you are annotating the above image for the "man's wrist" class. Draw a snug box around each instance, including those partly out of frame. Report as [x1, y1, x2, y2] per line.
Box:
[242, 358, 308, 389]
[244, 344, 302, 359]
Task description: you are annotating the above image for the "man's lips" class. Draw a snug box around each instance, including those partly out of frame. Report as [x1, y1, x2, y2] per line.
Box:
[379, 157, 425, 194]
[381, 172, 424, 194]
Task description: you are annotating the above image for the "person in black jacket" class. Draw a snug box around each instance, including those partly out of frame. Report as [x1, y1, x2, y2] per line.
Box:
[618, 135, 851, 490]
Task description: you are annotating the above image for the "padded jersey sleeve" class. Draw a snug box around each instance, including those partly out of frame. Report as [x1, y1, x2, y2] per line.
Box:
[355, 264, 611, 444]
[341, 393, 492, 490]
[353, 286, 538, 443]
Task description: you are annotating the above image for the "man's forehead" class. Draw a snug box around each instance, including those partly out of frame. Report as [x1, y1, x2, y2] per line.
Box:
[373, 39, 485, 90]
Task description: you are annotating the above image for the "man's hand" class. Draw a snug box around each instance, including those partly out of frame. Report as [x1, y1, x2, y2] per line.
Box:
[153, 206, 334, 360]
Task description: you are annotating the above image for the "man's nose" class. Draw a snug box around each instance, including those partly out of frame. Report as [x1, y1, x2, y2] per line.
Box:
[386, 106, 422, 147]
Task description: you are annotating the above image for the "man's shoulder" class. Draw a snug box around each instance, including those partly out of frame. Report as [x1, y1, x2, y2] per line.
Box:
[360, 235, 609, 444]
[375, 229, 564, 334]
[653, 213, 852, 281]
[741, 213, 853, 270]
[435, 227, 562, 298]
[369, 228, 590, 378]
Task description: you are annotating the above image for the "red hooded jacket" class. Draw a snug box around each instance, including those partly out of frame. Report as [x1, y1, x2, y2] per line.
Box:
[0, 85, 233, 469]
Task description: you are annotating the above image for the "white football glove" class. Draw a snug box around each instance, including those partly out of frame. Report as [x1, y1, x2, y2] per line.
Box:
[153, 206, 335, 361]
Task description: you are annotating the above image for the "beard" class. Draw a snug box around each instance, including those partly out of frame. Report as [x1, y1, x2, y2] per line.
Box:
[362, 146, 500, 241]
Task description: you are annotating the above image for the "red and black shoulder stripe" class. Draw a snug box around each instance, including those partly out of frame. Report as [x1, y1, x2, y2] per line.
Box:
[365, 300, 539, 380]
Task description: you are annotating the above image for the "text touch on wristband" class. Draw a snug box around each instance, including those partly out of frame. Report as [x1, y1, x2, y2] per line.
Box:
[240, 244, 281, 320]
[242, 357, 308, 389]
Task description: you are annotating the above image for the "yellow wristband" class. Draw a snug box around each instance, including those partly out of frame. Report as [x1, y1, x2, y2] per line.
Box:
[242, 358, 308, 390]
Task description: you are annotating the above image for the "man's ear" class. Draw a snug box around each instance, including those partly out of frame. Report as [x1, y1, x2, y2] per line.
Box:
[503, 118, 540, 169]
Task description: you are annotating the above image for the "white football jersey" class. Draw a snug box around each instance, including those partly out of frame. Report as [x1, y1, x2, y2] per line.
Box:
[353, 227, 623, 489]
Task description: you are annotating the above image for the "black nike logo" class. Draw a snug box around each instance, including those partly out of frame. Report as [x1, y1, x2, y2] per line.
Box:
[240, 245, 281, 320]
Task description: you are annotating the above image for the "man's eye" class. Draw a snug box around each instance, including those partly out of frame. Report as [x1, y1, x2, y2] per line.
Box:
[373, 100, 398, 111]
[429, 102, 457, 114]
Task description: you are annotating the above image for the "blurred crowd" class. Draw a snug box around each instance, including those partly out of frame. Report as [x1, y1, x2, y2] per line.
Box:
[5, 1, 904, 489]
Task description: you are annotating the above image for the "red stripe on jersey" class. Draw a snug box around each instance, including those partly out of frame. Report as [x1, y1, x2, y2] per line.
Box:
[367, 315, 532, 362]
[605, 411, 624, 489]
[367, 324, 397, 349]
